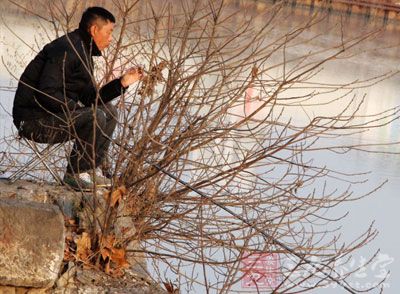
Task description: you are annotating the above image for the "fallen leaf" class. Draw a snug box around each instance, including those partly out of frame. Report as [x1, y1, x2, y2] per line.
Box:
[110, 247, 129, 268]
[105, 259, 111, 274]
[251, 66, 258, 78]
[75, 232, 91, 262]
[121, 226, 130, 234]
[111, 267, 124, 278]
[104, 190, 111, 201]
[110, 186, 127, 207]
[100, 248, 111, 260]
[101, 234, 116, 248]
[146, 180, 157, 201]
[164, 280, 179, 293]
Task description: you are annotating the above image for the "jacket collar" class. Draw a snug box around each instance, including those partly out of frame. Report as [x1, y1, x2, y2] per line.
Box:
[76, 28, 102, 57]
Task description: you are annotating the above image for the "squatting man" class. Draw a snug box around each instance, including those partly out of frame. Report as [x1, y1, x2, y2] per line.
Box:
[12, 7, 142, 190]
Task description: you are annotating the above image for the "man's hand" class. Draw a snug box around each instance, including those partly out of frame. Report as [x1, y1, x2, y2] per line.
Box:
[121, 66, 144, 87]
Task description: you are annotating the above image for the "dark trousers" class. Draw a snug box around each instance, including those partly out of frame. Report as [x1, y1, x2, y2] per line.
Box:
[18, 103, 117, 174]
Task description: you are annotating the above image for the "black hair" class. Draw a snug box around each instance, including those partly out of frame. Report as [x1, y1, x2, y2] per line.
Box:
[79, 7, 115, 32]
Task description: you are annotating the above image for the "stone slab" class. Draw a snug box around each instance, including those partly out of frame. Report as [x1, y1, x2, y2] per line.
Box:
[0, 198, 65, 288]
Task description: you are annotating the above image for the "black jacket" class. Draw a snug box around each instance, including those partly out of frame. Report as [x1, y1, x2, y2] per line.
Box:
[12, 28, 126, 128]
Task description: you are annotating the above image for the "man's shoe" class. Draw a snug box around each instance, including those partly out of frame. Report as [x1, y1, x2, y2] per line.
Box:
[63, 172, 94, 191]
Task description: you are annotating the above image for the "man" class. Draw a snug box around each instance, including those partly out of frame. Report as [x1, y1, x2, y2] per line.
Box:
[12, 7, 142, 190]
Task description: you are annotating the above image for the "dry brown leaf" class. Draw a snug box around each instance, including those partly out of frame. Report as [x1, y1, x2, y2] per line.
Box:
[64, 216, 77, 228]
[164, 280, 179, 293]
[251, 66, 258, 78]
[110, 186, 127, 207]
[121, 226, 130, 234]
[101, 234, 116, 248]
[119, 185, 127, 194]
[64, 245, 74, 262]
[104, 190, 111, 201]
[110, 247, 129, 268]
[100, 248, 111, 260]
[111, 247, 125, 259]
[138, 61, 167, 97]
[146, 180, 157, 201]
[100, 234, 129, 268]
[75, 232, 91, 262]
[110, 267, 124, 278]
[105, 259, 111, 274]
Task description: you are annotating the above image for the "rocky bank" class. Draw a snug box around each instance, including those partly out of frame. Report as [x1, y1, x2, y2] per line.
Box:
[0, 179, 166, 294]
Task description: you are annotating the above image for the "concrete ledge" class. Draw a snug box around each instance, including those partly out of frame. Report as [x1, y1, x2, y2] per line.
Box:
[0, 198, 65, 288]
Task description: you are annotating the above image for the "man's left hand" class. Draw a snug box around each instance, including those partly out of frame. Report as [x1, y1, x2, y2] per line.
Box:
[121, 66, 144, 87]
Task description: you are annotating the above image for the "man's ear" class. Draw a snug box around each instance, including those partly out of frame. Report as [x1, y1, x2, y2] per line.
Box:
[89, 25, 97, 37]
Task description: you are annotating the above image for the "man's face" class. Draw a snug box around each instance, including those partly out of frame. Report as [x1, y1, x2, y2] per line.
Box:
[90, 20, 114, 51]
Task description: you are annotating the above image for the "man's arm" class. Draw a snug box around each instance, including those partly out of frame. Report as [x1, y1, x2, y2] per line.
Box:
[79, 67, 143, 106]
[79, 78, 128, 106]
[35, 51, 80, 113]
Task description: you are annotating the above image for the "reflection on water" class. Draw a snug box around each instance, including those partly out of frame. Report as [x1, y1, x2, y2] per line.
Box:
[1, 1, 400, 292]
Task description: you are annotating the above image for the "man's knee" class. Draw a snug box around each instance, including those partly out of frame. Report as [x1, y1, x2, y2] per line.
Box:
[94, 108, 108, 129]
[100, 104, 118, 135]
[77, 105, 116, 135]
[101, 103, 118, 122]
